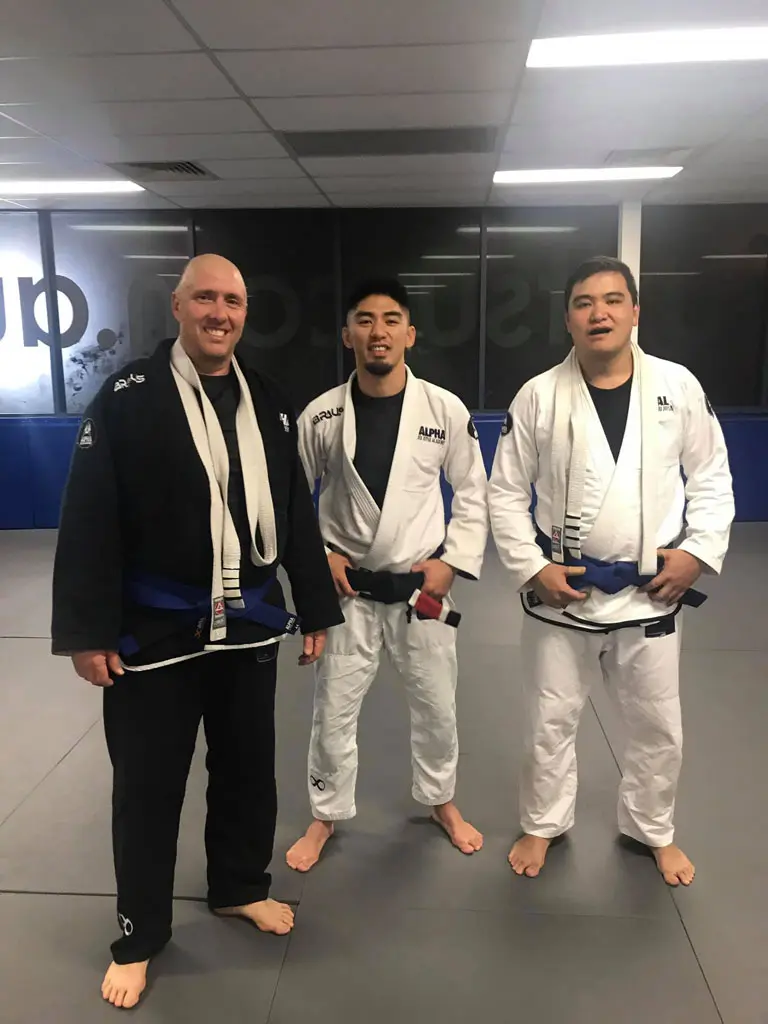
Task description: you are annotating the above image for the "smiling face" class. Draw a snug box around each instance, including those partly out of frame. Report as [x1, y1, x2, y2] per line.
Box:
[172, 254, 248, 374]
[343, 292, 416, 377]
[565, 270, 639, 362]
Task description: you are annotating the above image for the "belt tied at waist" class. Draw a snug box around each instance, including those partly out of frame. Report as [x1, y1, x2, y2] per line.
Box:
[120, 571, 300, 656]
[345, 567, 461, 628]
[535, 531, 706, 608]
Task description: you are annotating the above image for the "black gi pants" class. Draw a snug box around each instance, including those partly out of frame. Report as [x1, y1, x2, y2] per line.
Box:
[103, 645, 279, 964]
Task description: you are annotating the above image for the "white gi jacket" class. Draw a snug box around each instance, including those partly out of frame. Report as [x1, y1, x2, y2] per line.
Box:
[489, 353, 735, 630]
[298, 368, 489, 578]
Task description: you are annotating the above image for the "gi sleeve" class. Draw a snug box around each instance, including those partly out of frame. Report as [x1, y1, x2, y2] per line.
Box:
[440, 401, 489, 580]
[677, 374, 735, 574]
[282, 408, 344, 634]
[51, 390, 123, 654]
[488, 384, 550, 591]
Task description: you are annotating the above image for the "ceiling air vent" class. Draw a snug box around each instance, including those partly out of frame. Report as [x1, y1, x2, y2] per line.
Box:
[109, 161, 218, 182]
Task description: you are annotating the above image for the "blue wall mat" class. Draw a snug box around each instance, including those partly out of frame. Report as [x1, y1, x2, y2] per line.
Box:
[0, 413, 767, 528]
[0, 419, 34, 528]
[27, 419, 80, 528]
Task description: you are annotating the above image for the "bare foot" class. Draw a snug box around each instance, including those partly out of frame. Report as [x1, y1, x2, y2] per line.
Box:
[431, 802, 483, 854]
[101, 960, 149, 1009]
[286, 820, 334, 872]
[215, 898, 294, 935]
[653, 844, 696, 886]
[508, 834, 551, 877]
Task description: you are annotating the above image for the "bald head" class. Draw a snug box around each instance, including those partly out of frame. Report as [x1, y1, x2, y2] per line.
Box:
[176, 253, 246, 300]
[172, 253, 248, 375]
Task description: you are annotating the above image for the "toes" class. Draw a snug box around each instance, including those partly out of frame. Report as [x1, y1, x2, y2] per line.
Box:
[525, 865, 541, 878]
[663, 871, 680, 886]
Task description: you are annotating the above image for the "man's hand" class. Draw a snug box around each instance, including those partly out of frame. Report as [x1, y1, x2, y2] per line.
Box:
[411, 559, 456, 600]
[71, 650, 124, 687]
[299, 630, 327, 666]
[640, 549, 703, 606]
[327, 551, 358, 598]
[530, 563, 588, 609]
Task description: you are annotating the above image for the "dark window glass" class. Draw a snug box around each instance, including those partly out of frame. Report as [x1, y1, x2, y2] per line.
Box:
[484, 206, 619, 410]
[49, 212, 192, 414]
[339, 209, 481, 409]
[640, 205, 768, 407]
[0, 212, 53, 414]
[194, 210, 338, 413]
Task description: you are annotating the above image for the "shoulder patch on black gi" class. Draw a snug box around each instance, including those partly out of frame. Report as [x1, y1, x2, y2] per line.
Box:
[76, 418, 96, 450]
[704, 394, 714, 417]
[500, 411, 513, 436]
[467, 416, 478, 440]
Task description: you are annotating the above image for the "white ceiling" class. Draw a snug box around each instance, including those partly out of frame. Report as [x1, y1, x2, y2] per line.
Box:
[0, 0, 767, 209]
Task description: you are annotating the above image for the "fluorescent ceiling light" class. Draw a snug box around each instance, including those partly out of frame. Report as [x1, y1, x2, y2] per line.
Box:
[457, 225, 577, 234]
[494, 167, 682, 185]
[404, 284, 446, 290]
[527, 26, 768, 68]
[420, 254, 516, 260]
[71, 224, 186, 232]
[0, 180, 144, 196]
[641, 271, 701, 277]
[123, 255, 189, 261]
[701, 253, 767, 259]
[399, 272, 474, 278]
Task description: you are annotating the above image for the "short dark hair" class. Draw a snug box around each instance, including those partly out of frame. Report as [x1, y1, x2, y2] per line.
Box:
[564, 256, 638, 310]
[346, 278, 410, 318]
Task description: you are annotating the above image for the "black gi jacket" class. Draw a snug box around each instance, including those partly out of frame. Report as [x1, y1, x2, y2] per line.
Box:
[51, 338, 343, 667]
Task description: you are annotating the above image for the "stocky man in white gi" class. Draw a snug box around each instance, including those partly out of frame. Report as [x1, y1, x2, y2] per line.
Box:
[286, 279, 489, 871]
[489, 256, 734, 886]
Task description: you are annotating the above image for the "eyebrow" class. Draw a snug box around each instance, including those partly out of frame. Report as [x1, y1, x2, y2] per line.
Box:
[353, 308, 404, 319]
[571, 290, 627, 303]
[193, 288, 245, 302]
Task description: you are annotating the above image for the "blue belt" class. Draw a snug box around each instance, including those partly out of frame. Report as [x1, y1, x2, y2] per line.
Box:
[120, 571, 300, 656]
[535, 530, 706, 608]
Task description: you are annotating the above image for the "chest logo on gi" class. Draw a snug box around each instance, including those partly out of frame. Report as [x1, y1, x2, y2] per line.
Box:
[418, 425, 446, 444]
[113, 373, 145, 392]
[657, 395, 674, 413]
[312, 407, 343, 426]
[279, 412, 290, 432]
[77, 418, 96, 450]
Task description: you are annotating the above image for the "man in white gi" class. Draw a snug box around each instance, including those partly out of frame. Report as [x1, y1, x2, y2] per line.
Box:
[286, 279, 489, 871]
[489, 256, 734, 886]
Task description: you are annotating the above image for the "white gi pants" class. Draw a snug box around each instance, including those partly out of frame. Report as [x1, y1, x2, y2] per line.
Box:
[520, 613, 683, 848]
[308, 596, 458, 820]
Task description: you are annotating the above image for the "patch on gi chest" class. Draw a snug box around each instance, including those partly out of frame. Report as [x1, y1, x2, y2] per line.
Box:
[76, 418, 96, 450]
[501, 411, 513, 436]
[417, 424, 446, 444]
[467, 416, 478, 440]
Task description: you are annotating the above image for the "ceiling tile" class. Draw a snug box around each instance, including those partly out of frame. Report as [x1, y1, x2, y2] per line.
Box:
[0, 100, 265, 138]
[199, 158, 305, 180]
[512, 64, 768, 132]
[537, 0, 768, 37]
[316, 174, 490, 194]
[300, 153, 498, 177]
[59, 133, 287, 163]
[331, 190, 489, 207]
[177, 194, 331, 208]
[174, 0, 539, 49]
[254, 93, 513, 132]
[0, 54, 236, 103]
[0, 114, 36, 137]
[0, 0, 196, 57]
[219, 43, 528, 98]
[146, 177, 320, 197]
[502, 121, 719, 160]
[489, 181, 650, 204]
[0, 136, 79, 163]
[0, 158, 121, 180]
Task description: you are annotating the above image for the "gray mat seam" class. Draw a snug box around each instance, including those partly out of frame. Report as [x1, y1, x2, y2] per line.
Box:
[0, 716, 101, 829]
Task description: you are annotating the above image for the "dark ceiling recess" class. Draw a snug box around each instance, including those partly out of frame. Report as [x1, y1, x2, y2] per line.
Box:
[281, 126, 498, 158]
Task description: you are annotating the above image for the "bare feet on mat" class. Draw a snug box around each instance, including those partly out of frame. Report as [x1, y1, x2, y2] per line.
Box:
[431, 802, 484, 854]
[653, 844, 695, 886]
[215, 899, 295, 934]
[286, 820, 334, 872]
[508, 834, 551, 877]
[101, 960, 149, 1009]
